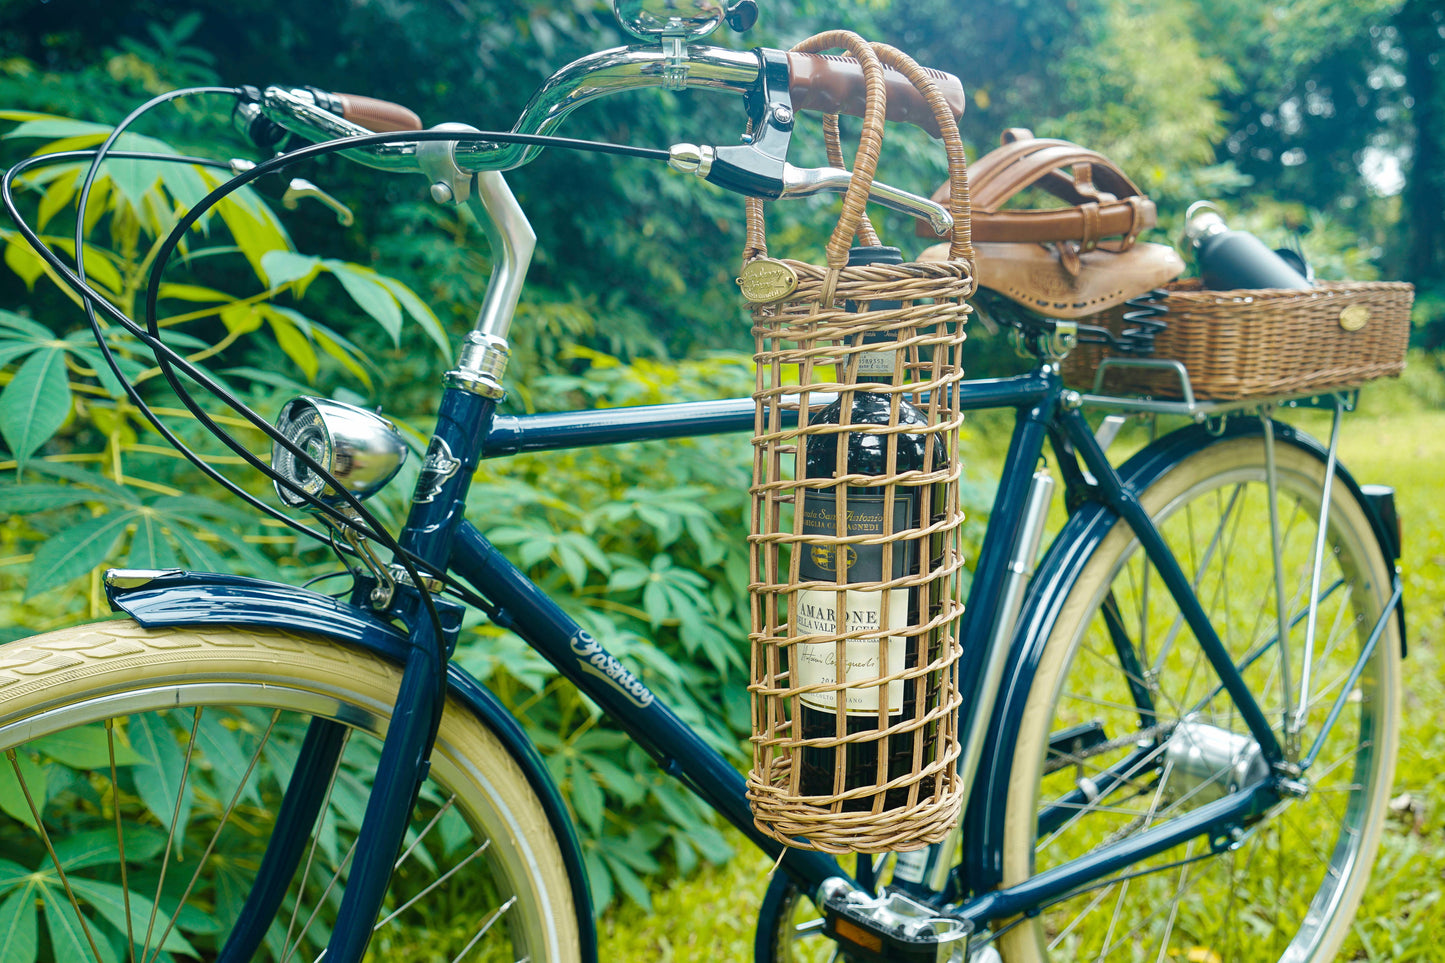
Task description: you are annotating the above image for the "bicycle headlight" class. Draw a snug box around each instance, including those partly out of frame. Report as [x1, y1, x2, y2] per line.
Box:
[271, 397, 408, 509]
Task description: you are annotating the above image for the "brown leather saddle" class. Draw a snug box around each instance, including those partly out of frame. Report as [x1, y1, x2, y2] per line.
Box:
[919, 129, 1182, 318]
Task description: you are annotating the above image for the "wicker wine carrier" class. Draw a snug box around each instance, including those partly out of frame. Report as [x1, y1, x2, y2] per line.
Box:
[742, 32, 975, 854]
[1063, 279, 1414, 400]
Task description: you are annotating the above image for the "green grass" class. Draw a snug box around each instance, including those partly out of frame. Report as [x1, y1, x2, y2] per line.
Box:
[603, 359, 1445, 961]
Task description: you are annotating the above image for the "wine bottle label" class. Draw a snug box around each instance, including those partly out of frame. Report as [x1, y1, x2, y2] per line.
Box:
[794, 490, 915, 716]
[854, 348, 896, 377]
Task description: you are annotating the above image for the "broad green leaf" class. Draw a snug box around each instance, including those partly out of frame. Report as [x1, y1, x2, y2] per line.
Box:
[31, 724, 147, 770]
[377, 275, 450, 354]
[51, 825, 162, 871]
[265, 310, 318, 382]
[39, 885, 116, 963]
[222, 200, 292, 282]
[327, 261, 402, 344]
[36, 166, 78, 230]
[0, 310, 49, 339]
[0, 886, 37, 963]
[24, 510, 135, 598]
[259, 251, 321, 288]
[3, 239, 44, 291]
[219, 301, 264, 336]
[0, 860, 30, 891]
[0, 484, 110, 514]
[65, 878, 198, 957]
[26, 460, 135, 500]
[569, 760, 605, 835]
[164, 524, 228, 573]
[603, 853, 651, 911]
[126, 512, 179, 570]
[156, 282, 231, 304]
[217, 366, 313, 396]
[103, 158, 170, 211]
[129, 711, 194, 857]
[582, 849, 614, 912]
[311, 326, 373, 389]
[194, 709, 262, 807]
[0, 752, 46, 833]
[65, 344, 141, 401]
[0, 346, 71, 471]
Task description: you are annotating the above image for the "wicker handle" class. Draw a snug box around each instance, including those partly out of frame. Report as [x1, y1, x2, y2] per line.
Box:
[744, 34, 973, 268]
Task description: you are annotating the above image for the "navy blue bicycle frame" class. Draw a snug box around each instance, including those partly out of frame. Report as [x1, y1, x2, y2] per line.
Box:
[369, 361, 1300, 929]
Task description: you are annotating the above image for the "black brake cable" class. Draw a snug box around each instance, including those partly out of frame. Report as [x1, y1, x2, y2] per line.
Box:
[7, 105, 675, 663]
[4, 147, 508, 625]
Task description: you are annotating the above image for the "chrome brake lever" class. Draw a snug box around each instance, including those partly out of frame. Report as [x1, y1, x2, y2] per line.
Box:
[282, 178, 355, 226]
[667, 144, 952, 237]
[779, 164, 952, 237]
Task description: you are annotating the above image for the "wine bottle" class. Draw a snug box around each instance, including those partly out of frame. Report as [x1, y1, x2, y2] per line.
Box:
[794, 246, 943, 810]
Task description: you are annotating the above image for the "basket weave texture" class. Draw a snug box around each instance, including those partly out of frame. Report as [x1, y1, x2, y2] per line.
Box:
[1063, 279, 1414, 400]
[743, 32, 976, 854]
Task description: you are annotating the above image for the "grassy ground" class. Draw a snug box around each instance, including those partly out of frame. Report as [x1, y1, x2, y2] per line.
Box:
[602, 360, 1445, 961]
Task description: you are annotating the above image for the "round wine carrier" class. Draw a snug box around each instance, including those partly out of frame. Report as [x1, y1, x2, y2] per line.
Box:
[743, 32, 975, 854]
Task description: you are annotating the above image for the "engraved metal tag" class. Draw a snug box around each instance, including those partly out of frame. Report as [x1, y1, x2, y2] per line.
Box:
[738, 258, 799, 303]
[1339, 304, 1370, 332]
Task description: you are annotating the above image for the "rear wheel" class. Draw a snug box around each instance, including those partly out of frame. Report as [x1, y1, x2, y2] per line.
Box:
[0, 621, 579, 962]
[997, 434, 1399, 962]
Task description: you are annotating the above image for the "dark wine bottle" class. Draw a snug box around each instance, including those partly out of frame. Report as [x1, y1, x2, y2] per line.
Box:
[795, 246, 943, 810]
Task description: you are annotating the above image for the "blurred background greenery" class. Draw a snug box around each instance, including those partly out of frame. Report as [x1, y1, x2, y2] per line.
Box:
[0, 0, 1441, 936]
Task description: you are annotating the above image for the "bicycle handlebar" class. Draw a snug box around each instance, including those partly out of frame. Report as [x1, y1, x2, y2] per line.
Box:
[256, 43, 964, 174]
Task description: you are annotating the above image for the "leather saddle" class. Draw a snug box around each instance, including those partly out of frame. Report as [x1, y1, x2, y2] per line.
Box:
[919, 129, 1183, 318]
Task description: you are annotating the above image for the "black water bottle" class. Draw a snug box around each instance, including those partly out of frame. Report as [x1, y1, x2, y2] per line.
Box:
[1184, 201, 1312, 290]
[795, 246, 942, 810]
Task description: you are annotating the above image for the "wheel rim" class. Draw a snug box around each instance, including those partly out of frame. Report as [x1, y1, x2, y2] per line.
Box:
[1003, 448, 1396, 963]
[0, 673, 559, 962]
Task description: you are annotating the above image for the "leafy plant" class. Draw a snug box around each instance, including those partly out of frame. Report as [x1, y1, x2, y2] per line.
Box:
[0, 112, 445, 624]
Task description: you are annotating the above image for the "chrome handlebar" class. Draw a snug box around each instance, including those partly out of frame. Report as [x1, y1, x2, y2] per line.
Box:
[254, 43, 952, 233]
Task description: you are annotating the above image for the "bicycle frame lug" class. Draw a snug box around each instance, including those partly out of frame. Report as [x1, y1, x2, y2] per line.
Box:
[1062, 389, 1082, 410]
[446, 331, 511, 399]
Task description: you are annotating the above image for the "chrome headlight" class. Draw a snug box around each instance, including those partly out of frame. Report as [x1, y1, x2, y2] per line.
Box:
[271, 397, 408, 508]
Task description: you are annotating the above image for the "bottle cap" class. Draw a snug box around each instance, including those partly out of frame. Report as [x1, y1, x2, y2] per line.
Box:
[846, 245, 904, 267]
[1183, 200, 1229, 249]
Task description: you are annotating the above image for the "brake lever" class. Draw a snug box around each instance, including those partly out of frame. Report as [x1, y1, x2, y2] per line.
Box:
[282, 178, 355, 226]
[668, 144, 953, 237]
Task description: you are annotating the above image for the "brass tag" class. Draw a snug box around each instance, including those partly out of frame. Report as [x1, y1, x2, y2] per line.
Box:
[738, 258, 799, 303]
[1339, 304, 1370, 332]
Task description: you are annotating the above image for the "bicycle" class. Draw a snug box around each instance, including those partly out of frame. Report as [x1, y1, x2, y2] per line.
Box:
[0, 1, 1405, 961]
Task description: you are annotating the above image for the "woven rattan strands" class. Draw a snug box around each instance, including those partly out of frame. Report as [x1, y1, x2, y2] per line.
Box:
[744, 33, 976, 853]
[1064, 279, 1414, 399]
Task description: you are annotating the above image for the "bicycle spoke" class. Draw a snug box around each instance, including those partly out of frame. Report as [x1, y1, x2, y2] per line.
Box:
[285, 729, 354, 956]
[8, 748, 109, 962]
[143, 707, 205, 958]
[106, 718, 138, 963]
[145, 709, 284, 963]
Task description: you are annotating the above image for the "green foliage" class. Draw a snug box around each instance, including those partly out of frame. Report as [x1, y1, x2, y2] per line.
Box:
[454, 349, 757, 911]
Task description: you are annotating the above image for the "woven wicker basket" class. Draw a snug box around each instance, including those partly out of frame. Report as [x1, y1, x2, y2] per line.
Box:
[743, 32, 975, 854]
[1063, 279, 1414, 400]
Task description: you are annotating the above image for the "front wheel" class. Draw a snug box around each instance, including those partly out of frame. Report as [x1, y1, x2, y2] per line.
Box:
[997, 433, 1400, 962]
[0, 621, 580, 962]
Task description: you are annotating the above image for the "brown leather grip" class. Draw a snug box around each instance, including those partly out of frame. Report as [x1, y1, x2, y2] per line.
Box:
[785, 52, 965, 139]
[334, 93, 422, 132]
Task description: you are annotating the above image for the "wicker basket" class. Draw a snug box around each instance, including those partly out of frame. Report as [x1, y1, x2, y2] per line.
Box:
[1063, 279, 1414, 400]
[743, 32, 975, 854]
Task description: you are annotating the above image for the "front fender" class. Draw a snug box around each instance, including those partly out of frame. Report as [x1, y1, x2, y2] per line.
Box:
[105, 568, 597, 962]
